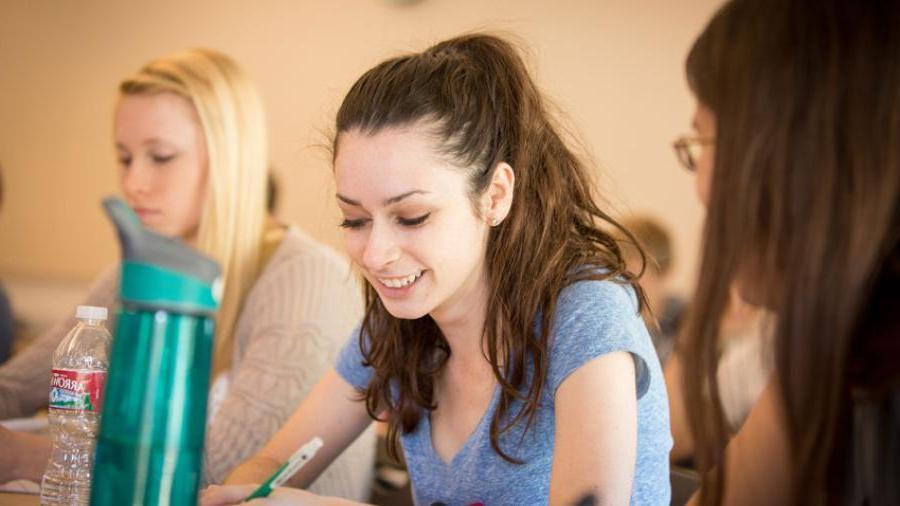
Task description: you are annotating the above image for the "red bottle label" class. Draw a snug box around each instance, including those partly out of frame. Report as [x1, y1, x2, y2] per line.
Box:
[48, 369, 106, 413]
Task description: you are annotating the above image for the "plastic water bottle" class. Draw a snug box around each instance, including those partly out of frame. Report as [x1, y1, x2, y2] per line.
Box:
[40, 305, 112, 506]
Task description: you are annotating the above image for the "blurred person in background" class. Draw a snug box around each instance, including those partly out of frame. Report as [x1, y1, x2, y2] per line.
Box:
[660, 129, 770, 464]
[665, 287, 769, 465]
[0, 49, 375, 499]
[677, 0, 900, 503]
[620, 216, 685, 365]
[0, 165, 14, 365]
[266, 170, 280, 217]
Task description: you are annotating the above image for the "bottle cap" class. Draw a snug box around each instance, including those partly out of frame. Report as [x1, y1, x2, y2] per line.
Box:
[76, 305, 108, 321]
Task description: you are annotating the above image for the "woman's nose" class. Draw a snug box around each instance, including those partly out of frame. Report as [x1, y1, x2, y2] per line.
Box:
[121, 161, 152, 197]
[361, 221, 400, 271]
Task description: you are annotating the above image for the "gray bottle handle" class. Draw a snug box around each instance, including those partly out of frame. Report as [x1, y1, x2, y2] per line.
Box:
[103, 197, 220, 284]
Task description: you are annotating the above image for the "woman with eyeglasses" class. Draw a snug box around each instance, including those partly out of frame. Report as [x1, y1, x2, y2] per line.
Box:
[669, 131, 771, 467]
[676, 0, 900, 503]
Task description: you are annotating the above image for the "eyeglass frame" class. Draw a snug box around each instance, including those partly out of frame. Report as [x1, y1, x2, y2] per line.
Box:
[672, 135, 715, 172]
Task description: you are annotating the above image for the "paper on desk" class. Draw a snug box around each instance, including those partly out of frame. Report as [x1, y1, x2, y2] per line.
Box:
[0, 417, 48, 433]
[0, 479, 40, 494]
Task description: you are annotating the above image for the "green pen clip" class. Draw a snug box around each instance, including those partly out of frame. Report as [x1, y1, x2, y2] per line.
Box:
[243, 437, 324, 502]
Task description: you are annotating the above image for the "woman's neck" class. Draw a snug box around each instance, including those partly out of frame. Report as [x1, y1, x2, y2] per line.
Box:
[431, 268, 491, 363]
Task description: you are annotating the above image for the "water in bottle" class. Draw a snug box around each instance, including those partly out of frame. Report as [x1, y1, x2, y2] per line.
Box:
[40, 305, 112, 506]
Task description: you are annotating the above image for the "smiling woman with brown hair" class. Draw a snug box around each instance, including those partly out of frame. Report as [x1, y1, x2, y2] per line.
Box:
[203, 33, 671, 506]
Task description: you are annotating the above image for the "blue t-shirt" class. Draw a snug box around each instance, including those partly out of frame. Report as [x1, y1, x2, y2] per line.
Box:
[335, 279, 672, 505]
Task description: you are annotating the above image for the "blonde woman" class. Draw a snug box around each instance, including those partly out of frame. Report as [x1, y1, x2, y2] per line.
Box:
[0, 49, 375, 499]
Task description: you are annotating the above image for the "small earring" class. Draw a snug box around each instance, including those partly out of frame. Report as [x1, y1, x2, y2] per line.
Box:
[490, 217, 502, 227]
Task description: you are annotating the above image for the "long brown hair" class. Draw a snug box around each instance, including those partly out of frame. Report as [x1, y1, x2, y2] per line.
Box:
[682, 1, 900, 503]
[334, 34, 645, 462]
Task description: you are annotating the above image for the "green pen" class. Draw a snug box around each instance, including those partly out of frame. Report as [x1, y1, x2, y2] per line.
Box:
[242, 437, 324, 502]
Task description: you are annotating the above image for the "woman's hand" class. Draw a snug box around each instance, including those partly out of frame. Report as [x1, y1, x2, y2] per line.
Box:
[200, 484, 356, 506]
[0, 426, 50, 484]
[0, 426, 19, 484]
[199, 484, 258, 506]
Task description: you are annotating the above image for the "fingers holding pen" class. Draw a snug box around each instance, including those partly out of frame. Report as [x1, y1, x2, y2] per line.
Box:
[199, 483, 258, 506]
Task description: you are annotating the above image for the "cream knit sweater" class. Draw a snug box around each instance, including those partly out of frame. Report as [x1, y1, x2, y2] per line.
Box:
[0, 227, 375, 500]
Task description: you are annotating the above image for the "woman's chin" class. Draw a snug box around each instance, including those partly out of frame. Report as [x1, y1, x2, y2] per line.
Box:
[380, 302, 430, 321]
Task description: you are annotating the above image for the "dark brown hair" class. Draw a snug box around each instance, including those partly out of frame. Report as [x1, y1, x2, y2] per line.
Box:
[334, 33, 645, 462]
[683, 1, 900, 503]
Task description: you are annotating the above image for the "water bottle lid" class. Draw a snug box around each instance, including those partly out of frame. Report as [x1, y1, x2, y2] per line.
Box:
[76, 305, 108, 321]
[103, 197, 221, 314]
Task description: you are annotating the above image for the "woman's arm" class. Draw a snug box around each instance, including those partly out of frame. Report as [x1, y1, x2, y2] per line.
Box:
[0, 426, 50, 483]
[687, 379, 791, 505]
[0, 269, 116, 482]
[0, 267, 118, 419]
[202, 484, 364, 506]
[201, 369, 373, 506]
[550, 351, 637, 506]
[664, 352, 696, 463]
[229, 369, 372, 487]
[203, 238, 372, 490]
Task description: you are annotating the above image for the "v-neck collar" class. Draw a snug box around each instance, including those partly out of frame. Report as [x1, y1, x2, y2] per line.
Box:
[422, 385, 502, 467]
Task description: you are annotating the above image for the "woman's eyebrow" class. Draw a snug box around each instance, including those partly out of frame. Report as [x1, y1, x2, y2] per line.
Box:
[336, 189, 430, 207]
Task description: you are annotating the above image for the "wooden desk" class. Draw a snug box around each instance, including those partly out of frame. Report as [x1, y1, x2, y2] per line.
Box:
[0, 492, 39, 505]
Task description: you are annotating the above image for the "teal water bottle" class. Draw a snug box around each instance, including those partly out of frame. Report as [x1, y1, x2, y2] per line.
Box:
[90, 197, 221, 506]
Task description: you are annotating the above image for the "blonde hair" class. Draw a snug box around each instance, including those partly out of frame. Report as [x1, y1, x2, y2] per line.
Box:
[120, 48, 268, 375]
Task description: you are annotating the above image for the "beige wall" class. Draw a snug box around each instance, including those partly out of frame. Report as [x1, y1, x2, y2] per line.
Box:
[0, 0, 719, 294]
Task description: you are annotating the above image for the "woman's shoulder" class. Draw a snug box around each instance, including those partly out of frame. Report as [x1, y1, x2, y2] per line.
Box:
[244, 226, 360, 313]
[84, 264, 120, 305]
[259, 226, 354, 281]
[555, 276, 641, 321]
[548, 277, 653, 387]
[548, 277, 645, 352]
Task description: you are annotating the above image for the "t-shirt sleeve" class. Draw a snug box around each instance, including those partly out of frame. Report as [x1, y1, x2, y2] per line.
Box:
[335, 324, 374, 391]
[548, 280, 656, 399]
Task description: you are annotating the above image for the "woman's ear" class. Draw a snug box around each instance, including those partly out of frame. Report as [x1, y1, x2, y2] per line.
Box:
[483, 162, 515, 226]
